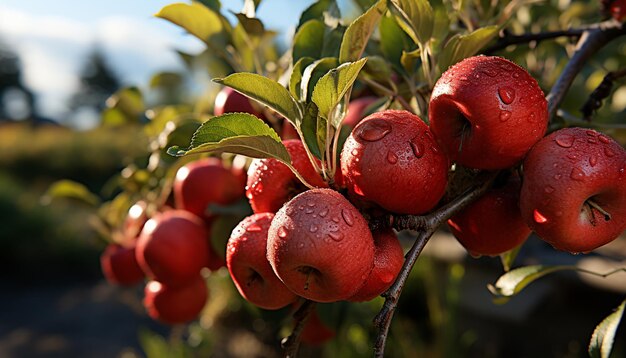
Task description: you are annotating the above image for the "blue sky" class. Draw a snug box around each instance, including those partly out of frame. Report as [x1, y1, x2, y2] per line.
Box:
[0, 0, 354, 127]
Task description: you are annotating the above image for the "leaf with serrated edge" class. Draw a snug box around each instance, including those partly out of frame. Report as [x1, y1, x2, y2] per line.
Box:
[293, 20, 325, 64]
[215, 73, 301, 125]
[488, 265, 574, 301]
[589, 299, 625, 358]
[300, 57, 340, 103]
[156, 3, 228, 47]
[339, 0, 387, 63]
[389, 0, 433, 46]
[311, 58, 368, 128]
[168, 113, 290, 164]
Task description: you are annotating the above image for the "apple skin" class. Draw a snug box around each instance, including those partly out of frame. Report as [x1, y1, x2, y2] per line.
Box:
[174, 157, 244, 219]
[267, 189, 375, 303]
[214, 86, 262, 118]
[348, 228, 404, 302]
[136, 210, 210, 286]
[100, 244, 145, 286]
[143, 276, 208, 324]
[343, 96, 378, 129]
[603, 0, 626, 20]
[246, 139, 328, 214]
[341, 109, 449, 215]
[520, 127, 626, 253]
[123, 200, 148, 240]
[227, 213, 298, 310]
[429, 55, 548, 170]
[300, 308, 336, 346]
[448, 177, 531, 257]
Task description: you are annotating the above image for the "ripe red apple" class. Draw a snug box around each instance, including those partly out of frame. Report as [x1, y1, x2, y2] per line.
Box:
[343, 96, 378, 128]
[246, 139, 328, 214]
[227, 213, 298, 309]
[214, 86, 263, 118]
[174, 157, 244, 219]
[300, 308, 336, 346]
[447, 176, 531, 257]
[520, 127, 626, 253]
[123, 200, 148, 240]
[100, 244, 145, 286]
[143, 275, 208, 324]
[603, 0, 626, 20]
[267, 188, 375, 303]
[349, 228, 404, 302]
[136, 210, 210, 286]
[429, 55, 548, 169]
[341, 109, 449, 215]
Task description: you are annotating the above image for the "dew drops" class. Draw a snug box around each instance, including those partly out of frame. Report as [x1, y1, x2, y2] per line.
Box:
[353, 184, 365, 196]
[380, 272, 395, 284]
[298, 242, 305, 249]
[498, 87, 516, 104]
[589, 155, 598, 167]
[328, 232, 343, 242]
[431, 145, 440, 154]
[481, 68, 497, 77]
[409, 139, 425, 158]
[604, 147, 616, 157]
[246, 224, 262, 232]
[587, 137, 597, 144]
[553, 173, 562, 180]
[342, 209, 355, 226]
[499, 110, 512, 122]
[386, 151, 398, 164]
[459, 76, 469, 81]
[533, 210, 548, 224]
[555, 134, 575, 148]
[305, 207, 315, 214]
[357, 119, 392, 142]
[570, 167, 585, 181]
[278, 226, 288, 238]
[544, 185, 555, 194]
[528, 113, 536, 123]
[598, 135, 611, 144]
[309, 224, 319, 233]
[351, 149, 359, 156]
[255, 182, 264, 193]
[307, 201, 316, 207]
[319, 207, 329, 217]
[512, 72, 520, 78]
[332, 216, 340, 223]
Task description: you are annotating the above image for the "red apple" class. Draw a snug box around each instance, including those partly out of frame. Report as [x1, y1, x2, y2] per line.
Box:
[123, 200, 148, 240]
[136, 210, 210, 286]
[341, 109, 449, 215]
[348, 228, 404, 302]
[246, 139, 327, 214]
[227, 213, 298, 309]
[174, 157, 244, 219]
[520, 127, 626, 253]
[143, 275, 208, 324]
[343, 96, 378, 128]
[448, 176, 531, 256]
[100, 243, 145, 286]
[267, 189, 375, 303]
[214, 86, 263, 118]
[300, 308, 336, 346]
[429, 55, 548, 169]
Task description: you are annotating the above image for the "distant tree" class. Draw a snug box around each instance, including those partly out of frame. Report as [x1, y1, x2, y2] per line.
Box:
[0, 40, 35, 121]
[70, 47, 121, 112]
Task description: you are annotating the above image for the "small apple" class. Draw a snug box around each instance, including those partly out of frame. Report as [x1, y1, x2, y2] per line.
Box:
[520, 127, 626, 253]
[341, 109, 449, 215]
[267, 188, 375, 303]
[246, 139, 327, 214]
[143, 275, 208, 324]
[214, 86, 263, 118]
[174, 157, 244, 219]
[300, 307, 336, 346]
[448, 176, 531, 257]
[348, 228, 404, 302]
[136, 210, 210, 286]
[100, 243, 145, 286]
[429, 55, 548, 169]
[602, 0, 626, 20]
[227, 213, 298, 310]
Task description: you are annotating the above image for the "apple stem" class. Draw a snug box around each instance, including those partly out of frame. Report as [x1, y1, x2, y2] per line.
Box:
[586, 199, 612, 222]
[373, 171, 498, 357]
[282, 299, 315, 358]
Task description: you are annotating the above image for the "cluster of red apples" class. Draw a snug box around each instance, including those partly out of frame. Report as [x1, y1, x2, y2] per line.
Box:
[103, 55, 626, 338]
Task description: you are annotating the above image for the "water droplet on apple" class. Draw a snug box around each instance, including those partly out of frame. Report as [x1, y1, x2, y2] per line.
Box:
[380, 272, 395, 283]
[328, 232, 343, 242]
[589, 155, 598, 167]
[351, 148, 359, 156]
[586, 130, 596, 137]
[246, 224, 262, 232]
[533, 210, 548, 223]
[481, 68, 497, 77]
[409, 139, 425, 158]
[553, 173, 562, 180]
[298, 242, 305, 249]
[604, 147, 616, 157]
[386, 151, 398, 164]
[498, 87, 516, 104]
[307, 201, 316, 207]
[598, 135, 611, 144]
[544, 185, 555, 194]
[353, 184, 365, 196]
[570, 167, 585, 181]
[431, 145, 440, 154]
[332, 216, 340, 223]
[278, 226, 288, 238]
[319, 207, 328, 217]
[342, 209, 354, 226]
[587, 137, 597, 144]
[528, 113, 536, 122]
[357, 119, 392, 142]
[499, 110, 512, 122]
[305, 207, 315, 214]
[459, 76, 468, 81]
[555, 134, 575, 148]
[512, 72, 520, 78]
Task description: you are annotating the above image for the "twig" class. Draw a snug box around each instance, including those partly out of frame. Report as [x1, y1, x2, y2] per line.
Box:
[372, 172, 498, 357]
[580, 67, 626, 120]
[282, 299, 316, 358]
[485, 28, 584, 54]
[546, 19, 626, 121]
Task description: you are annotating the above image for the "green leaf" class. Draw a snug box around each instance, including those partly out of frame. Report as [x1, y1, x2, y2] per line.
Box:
[339, 0, 387, 63]
[379, 14, 415, 75]
[168, 113, 290, 165]
[293, 20, 325, 63]
[215, 73, 301, 124]
[389, 0, 434, 46]
[234, 13, 265, 36]
[438, 25, 499, 73]
[106, 86, 144, 117]
[589, 299, 626, 358]
[298, 0, 341, 30]
[362, 56, 393, 83]
[499, 243, 523, 272]
[400, 48, 421, 74]
[312, 58, 368, 128]
[488, 265, 575, 303]
[156, 2, 229, 48]
[321, 25, 346, 59]
[299, 102, 323, 159]
[290, 57, 316, 100]
[197, 0, 221, 12]
[300, 57, 340, 102]
[41, 180, 100, 206]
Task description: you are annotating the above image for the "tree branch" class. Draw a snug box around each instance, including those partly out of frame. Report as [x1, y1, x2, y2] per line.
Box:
[282, 299, 316, 358]
[580, 67, 626, 121]
[547, 19, 626, 121]
[373, 172, 498, 357]
[485, 28, 584, 54]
